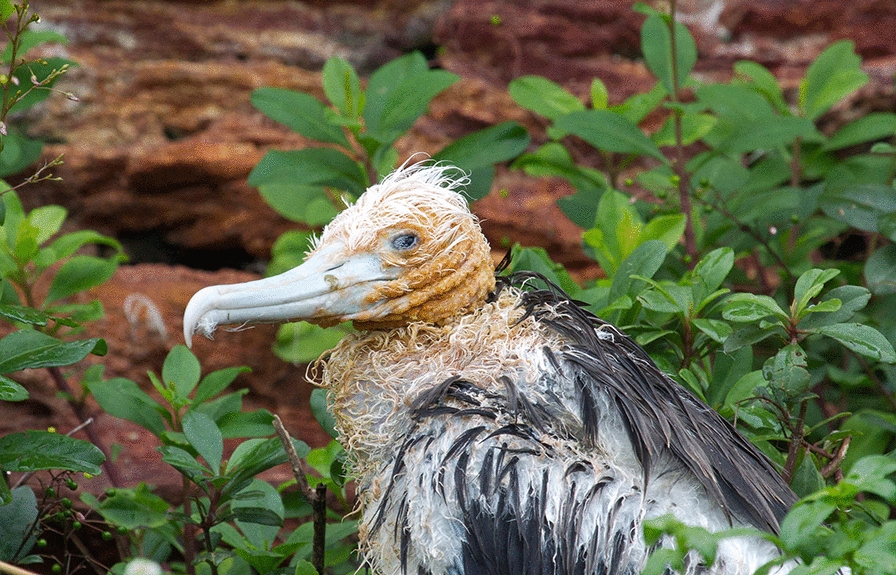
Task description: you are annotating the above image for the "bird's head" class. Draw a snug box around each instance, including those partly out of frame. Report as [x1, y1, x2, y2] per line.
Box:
[183, 162, 495, 346]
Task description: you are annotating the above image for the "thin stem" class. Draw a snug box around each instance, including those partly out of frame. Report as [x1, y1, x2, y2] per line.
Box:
[183, 481, 197, 575]
[46, 367, 123, 487]
[666, 0, 697, 265]
[782, 399, 808, 483]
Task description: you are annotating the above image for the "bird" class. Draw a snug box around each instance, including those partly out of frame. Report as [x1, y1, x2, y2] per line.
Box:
[183, 162, 797, 575]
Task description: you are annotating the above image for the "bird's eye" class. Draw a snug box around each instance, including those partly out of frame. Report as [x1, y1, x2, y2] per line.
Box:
[391, 232, 420, 251]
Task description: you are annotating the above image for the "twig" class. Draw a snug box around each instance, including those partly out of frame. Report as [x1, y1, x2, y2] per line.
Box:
[46, 367, 123, 487]
[820, 436, 851, 479]
[273, 415, 315, 501]
[0, 560, 41, 575]
[782, 400, 808, 483]
[273, 415, 327, 575]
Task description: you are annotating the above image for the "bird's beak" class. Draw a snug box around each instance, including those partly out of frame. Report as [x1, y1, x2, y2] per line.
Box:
[183, 242, 392, 347]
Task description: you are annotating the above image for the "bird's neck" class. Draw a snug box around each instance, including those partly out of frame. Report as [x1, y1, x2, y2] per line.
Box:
[317, 289, 556, 480]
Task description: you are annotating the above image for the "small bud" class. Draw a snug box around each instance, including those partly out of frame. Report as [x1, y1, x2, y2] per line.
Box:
[490, 14, 502, 26]
[37, 539, 48, 548]
[66, 92, 80, 102]
[51, 564, 62, 573]
[769, 226, 777, 235]
[105, 488, 117, 497]
[790, 214, 799, 223]
[61, 497, 72, 509]
[30, 75, 39, 85]
[45, 487, 56, 498]
[102, 531, 113, 541]
[1, 122, 7, 136]
[624, 178, 634, 187]
[11, 75, 19, 86]
[83, 472, 93, 479]
[500, 188, 509, 198]
[65, 478, 78, 490]
[47, 426, 56, 433]
[72, 520, 82, 530]
[669, 175, 681, 186]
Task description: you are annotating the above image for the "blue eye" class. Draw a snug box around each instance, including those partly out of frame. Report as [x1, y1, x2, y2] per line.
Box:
[391, 232, 419, 251]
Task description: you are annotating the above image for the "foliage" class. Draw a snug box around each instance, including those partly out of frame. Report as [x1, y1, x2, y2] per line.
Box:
[84, 345, 357, 575]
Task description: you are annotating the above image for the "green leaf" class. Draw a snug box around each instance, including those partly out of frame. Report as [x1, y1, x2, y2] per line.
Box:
[0, 486, 37, 561]
[322, 57, 362, 120]
[692, 318, 732, 344]
[216, 409, 275, 439]
[162, 345, 202, 400]
[182, 411, 223, 472]
[0, 304, 49, 326]
[434, 121, 530, 173]
[800, 40, 869, 120]
[723, 369, 765, 408]
[641, 213, 686, 250]
[192, 366, 250, 406]
[363, 52, 458, 146]
[779, 500, 836, 551]
[651, 112, 717, 147]
[27, 205, 66, 245]
[591, 78, 609, 109]
[607, 240, 667, 305]
[641, 14, 697, 93]
[611, 82, 667, 124]
[251, 88, 349, 146]
[45, 229, 123, 262]
[555, 110, 666, 162]
[0, 330, 105, 374]
[274, 321, 352, 365]
[819, 183, 896, 232]
[691, 247, 734, 293]
[258, 183, 338, 226]
[311, 388, 338, 439]
[294, 560, 318, 575]
[45, 255, 119, 304]
[158, 445, 209, 483]
[226, 436, 307, 484]
[87, 484, 170, 530]
[799, 285, 870, 329]
[87, 377, 166, 437]
[508, 76, 585, 120]
[1, 29, 68, 62]
[811, 323, 896, 363]
[793, 268, 840, 318]
[507, 245, 580, 297]
[865, 245, 896, 296]
[249, 147, 367, 198]
[763, 344, 810, 395]
[0, 374, 28, 401]
[722, 293, 788, 323]
[823, 112, 896, 151]
[0, 430, 104, 474]
[716, 116, 820, 154]
[0, 1, 15, 21]
[733, 60, 788, 113]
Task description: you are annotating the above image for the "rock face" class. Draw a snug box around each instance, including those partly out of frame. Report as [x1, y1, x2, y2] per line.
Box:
[5, 0, 896, 492]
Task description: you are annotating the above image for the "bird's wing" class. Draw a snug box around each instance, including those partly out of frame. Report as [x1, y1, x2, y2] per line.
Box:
[507, 272, 797, 533]
[365, 377, 653, 575]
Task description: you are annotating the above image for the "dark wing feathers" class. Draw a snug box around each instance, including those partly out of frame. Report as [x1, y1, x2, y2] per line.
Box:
[502, 271, 796, 533]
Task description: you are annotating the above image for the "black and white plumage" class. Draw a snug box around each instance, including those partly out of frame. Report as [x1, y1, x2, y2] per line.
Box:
[183, 163, 797, 575]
